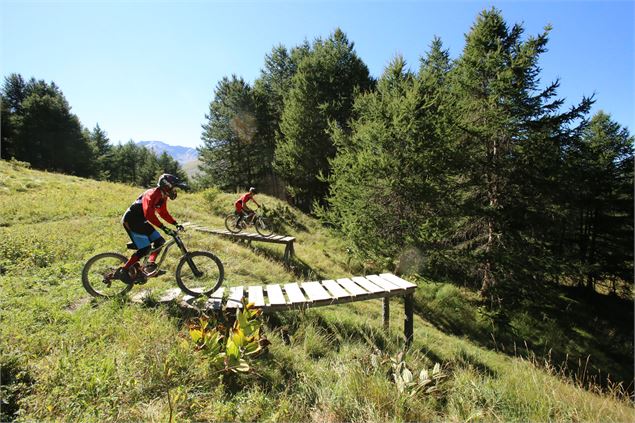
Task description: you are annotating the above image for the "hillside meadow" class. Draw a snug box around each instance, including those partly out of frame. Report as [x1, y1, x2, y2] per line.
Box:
[1, 160, 633, 422]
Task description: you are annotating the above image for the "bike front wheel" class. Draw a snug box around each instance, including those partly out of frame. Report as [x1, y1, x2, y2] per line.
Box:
[82, 252, 133, 298]
[175, 251, 224, 297]
[224, 213, 243, 234]
[255, 216, 274, 237]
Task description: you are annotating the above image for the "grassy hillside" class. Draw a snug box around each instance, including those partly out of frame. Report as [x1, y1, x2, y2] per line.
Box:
[1, 160, 633, 422]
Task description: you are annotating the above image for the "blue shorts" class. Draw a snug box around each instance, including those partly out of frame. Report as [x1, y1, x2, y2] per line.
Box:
[127, 228, 162, 249]
[123, 211, 163, 250]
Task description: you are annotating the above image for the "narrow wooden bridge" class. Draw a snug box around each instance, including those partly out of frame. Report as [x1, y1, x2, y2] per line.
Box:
[132, 273, 417, 345]
[184, 222, 296, 263]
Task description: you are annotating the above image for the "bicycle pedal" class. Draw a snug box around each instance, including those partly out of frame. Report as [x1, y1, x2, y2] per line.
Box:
[149, 270, 167, 277]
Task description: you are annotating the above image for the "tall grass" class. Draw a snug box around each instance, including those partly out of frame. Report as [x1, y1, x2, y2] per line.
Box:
[1, 161, 633, 422]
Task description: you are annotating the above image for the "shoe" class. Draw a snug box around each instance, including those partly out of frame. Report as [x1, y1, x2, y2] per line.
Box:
[133, 275, 148, 285]
[144, 262, 158, 274]
[114, 267, 132, 284]
[130, 264, 147, 284]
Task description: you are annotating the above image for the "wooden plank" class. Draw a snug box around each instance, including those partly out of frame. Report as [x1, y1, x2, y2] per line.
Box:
[366, 274, 403, 292]
[322, 279, 352, 300]
[226, 286, 244, 308]
[337, 278, 369, 296]
[179, 286, 207, 296]
[266, 284, 287, 306]
[131, 289, 152, 303]
[378, 273, 417, 289]
[158, 288, 182, 302]
[301, 281, 332, 302]
[181, 287, 224, 310]
[248, 285, 265, 307]
[191, 225, 294, 244]
[206, 286, 225, 310]
[351, 276, 385, 294]
[284, 282, 308, 304]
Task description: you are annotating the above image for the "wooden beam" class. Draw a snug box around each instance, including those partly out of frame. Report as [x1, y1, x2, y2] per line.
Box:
[404, 293, 414, 347]
[383, 297, 390, 330]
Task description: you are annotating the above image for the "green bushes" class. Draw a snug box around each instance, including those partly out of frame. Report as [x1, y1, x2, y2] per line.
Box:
[201, 186, 227, 216]
[186, 298, 269, 375]
[0, 232, 60, 271]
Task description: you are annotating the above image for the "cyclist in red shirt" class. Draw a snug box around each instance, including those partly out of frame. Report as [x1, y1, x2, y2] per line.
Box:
[114, 174, 187, 284]
[234, 187, 260, 227]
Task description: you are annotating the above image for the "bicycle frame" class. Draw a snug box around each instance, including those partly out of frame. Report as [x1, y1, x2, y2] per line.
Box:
[140, 233, 198, 275]
[241, 210, 259, 226]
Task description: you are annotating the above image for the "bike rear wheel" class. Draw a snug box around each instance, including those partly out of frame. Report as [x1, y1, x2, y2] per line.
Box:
[82, 252, 133, 298]
[255, 216, 274, 237]
[175, 251, 224, 297]
[224, 213, 243, 234]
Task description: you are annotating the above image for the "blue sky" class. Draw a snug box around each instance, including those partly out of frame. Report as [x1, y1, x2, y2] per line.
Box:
[2, 0, 633, 149]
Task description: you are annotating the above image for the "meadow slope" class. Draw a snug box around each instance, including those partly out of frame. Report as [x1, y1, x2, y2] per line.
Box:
[1, 160, 633, 422]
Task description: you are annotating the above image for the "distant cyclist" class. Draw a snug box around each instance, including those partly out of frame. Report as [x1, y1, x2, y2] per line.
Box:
[114, 174, 187, 284]
[234, 187, 260, 227]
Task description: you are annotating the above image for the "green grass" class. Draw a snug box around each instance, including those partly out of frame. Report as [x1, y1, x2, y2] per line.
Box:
[1, 160, 634, 422]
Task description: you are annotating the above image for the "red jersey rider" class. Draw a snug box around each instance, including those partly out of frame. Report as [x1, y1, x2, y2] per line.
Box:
[234, 187, 260, 226]
[114, 174, 187, 284]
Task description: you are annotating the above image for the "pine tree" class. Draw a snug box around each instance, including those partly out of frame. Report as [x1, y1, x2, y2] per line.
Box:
[446, 8, 592, 297]
[199, 75, 260, 191]
[562, 111, 634, 293]
[1, 74, 95, 176]
[1, 74, 27, 159]
[252, 43, 310, 196]
[87, 124, 113, 180]
[322, 40, 453, 266]
[274, 29, 372, 210]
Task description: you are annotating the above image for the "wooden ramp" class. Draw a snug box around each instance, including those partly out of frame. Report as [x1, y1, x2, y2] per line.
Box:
[184, 222, 296, 263]
[131, 273, 417, 345]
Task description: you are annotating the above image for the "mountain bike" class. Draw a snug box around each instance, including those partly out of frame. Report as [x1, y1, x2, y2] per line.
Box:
[82, 227, 224, 298]
[224, 207, 274, 237]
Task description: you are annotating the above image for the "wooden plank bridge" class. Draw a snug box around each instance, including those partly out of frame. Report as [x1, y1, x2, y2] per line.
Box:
[184, 222, 296, 263]
[132, 273, 418, 345]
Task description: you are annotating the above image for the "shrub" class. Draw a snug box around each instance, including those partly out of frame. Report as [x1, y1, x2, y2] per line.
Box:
[261, 203, 306, 232]
[186, 298, 270, 376]
[201, 187, 225, 215]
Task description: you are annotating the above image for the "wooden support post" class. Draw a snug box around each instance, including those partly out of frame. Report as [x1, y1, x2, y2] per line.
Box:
[382, 297, 390, 330]
[404, 293, 414, 347]
[283, 244, 290, 264]
[283, 241, 295, 265]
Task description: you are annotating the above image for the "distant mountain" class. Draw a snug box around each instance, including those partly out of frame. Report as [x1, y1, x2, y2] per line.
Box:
[137, 141, 198, 165]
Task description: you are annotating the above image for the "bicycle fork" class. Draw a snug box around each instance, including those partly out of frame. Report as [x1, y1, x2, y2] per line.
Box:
[175, 236, 203, 278]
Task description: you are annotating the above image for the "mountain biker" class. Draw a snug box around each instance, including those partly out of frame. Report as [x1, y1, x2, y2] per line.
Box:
[114, 174, 187, 284]
[234, 187, 260, 227]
